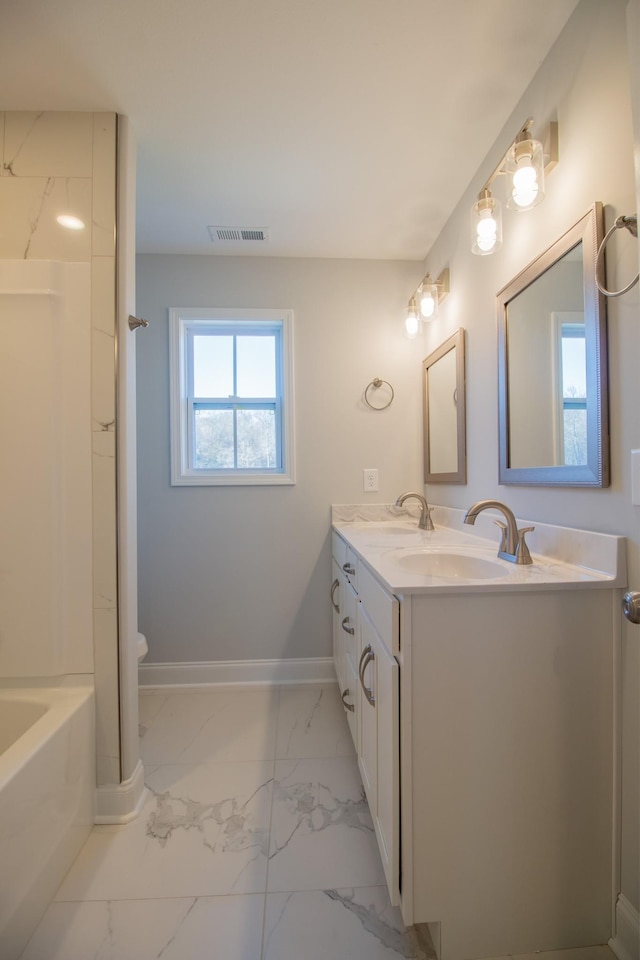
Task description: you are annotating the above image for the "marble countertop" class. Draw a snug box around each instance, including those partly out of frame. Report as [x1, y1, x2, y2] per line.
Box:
[332, 503, 627, 595]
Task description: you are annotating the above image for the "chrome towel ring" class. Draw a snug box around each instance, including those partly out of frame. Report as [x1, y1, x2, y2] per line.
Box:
[595, 214, 638, 297]
[364, 377, 394, 410]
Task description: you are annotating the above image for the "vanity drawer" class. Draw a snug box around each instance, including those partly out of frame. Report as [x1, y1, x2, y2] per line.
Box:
[357, 562, 399, 656]
[332, 532, 358, 590]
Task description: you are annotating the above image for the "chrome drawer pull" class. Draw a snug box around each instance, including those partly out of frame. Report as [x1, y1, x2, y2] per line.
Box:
[341, 616, 355, 635]
[359, 644, 376, 707]
[341, 687, 355, 712]
[342, 562, 356, 576]
[330, 578, 340, 613]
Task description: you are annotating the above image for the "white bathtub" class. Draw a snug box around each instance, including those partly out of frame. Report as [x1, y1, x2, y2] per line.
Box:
[0, 683, 95, 960]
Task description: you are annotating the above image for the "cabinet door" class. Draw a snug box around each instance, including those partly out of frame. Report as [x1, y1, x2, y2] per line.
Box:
[343, 649, 358, 746]
[357, 604, 378, 810]
[331, 560, 344, 689]
[373, 626, 399, 906]
[341, 581, 358, 675]
[357, 602, 400, 906]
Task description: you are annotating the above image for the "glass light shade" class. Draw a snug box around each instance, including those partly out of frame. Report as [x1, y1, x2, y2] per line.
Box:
[506, 137, 545, 211]
[404, 299, 420, 339]
[471, 193, 502, 256]
[419, 282, 438, 320]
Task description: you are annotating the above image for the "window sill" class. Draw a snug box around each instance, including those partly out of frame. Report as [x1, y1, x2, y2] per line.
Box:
[170, 470, 296, 487]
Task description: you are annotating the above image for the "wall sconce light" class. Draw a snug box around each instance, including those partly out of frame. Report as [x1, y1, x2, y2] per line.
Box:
[471, 188, 502, 256]
[471, 118, 558, 255]
[404, 297, 420, 339]
[404, 269, 450, 338]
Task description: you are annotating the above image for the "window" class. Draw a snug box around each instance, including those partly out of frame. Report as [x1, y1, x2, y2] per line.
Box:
[552, 312, 587, 467]
[170, 308, 295, 485]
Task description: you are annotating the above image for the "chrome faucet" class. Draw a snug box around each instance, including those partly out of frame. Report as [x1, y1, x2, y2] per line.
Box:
[395, 491, 435, 531]
[463, 499, 534, 565]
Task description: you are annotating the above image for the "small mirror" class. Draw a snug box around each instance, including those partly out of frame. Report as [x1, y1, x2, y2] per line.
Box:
[423, 328, 466, 483]
[497, 203, 609, 486]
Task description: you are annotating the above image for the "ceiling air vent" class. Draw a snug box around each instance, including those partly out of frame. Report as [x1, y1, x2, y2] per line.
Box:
[207, 226, 270, 243]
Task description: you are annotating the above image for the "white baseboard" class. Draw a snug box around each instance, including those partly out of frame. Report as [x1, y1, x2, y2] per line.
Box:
[95, 760, 147, 824]
[610, 894, 640, 960]
[138, 657, 336, 689]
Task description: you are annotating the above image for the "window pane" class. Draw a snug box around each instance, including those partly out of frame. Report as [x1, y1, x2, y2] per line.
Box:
[193, 335, 233, 398]
[561, 334, 586, 399]
[194, 409, 234, 468]
[563, 408, 587, 465]
[236, 408, 277, 468]
[236, 336, 276, 398]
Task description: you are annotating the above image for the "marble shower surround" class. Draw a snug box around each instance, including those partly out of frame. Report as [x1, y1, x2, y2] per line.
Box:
[0, 111, 120, 785]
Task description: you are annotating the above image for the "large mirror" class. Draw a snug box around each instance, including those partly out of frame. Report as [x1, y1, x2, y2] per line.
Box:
[497, 203, 609, 486]
[423, 328, 466, 483]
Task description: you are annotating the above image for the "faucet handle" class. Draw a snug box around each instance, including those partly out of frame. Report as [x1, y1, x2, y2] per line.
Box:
[515, 526, 535, 565]
[493, 520, 508, 553]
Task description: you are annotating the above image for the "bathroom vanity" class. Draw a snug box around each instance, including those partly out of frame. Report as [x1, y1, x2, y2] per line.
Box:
[331, 504, 626, 960]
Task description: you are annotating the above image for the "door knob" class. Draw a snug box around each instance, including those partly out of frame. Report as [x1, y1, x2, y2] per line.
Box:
[622, 591, 640, 624]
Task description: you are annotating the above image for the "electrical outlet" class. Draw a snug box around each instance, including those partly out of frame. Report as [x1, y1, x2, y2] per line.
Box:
[363, 468, 379, 492]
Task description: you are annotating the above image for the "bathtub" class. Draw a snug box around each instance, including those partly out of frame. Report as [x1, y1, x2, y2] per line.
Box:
[0, 683, 95, 960]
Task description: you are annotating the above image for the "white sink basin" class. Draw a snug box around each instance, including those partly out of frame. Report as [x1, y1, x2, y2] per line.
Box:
[394, 550, 508, 580]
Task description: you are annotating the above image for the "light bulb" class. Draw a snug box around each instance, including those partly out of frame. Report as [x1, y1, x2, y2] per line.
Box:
[471, 190, 502, 256]
[513, 161, 537, 190]
[476, 210, 497, 239]
[419, 283, 437, 320]
[506, 137, 544, 211]
[405, 299, 420, 339]
[476, 233, 497, 253]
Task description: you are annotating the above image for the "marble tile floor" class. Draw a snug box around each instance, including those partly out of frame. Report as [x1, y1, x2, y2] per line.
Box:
[20, 684, 617, 960]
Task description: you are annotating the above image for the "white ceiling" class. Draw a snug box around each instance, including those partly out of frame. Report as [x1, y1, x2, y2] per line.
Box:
[0, 0, 579, 260]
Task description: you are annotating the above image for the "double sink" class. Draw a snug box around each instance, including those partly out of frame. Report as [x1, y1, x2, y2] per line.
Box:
[348, 522, 514, 582]
[334, 515, 625, 594]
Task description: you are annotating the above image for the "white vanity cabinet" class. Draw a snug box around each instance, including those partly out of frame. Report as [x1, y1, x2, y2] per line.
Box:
[331, 532, 400, 905]
[331, 518, 622, 960]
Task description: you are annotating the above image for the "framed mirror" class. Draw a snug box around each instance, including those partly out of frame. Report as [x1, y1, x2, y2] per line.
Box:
[497, 203, 609, 486]
[423, 328, 466, 483]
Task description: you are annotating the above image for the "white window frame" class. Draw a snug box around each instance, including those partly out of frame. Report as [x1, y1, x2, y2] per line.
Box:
[169, 307, 295, 486]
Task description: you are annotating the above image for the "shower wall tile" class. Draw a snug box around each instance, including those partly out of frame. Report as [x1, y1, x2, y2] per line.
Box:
[3, 111, 93, 178]
[0, 176, 92, 260]
[92, 431, 117, 611]
[92, 114, 116, 256]
[91, 256, 116, 336]
[91, 324, 116, 431]
[1, 110, 122, 786]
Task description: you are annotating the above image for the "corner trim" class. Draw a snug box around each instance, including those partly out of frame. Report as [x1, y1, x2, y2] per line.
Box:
[95, 759, 147, 824]
[138, 657, 336, 689]
[610, 894, 640, 960]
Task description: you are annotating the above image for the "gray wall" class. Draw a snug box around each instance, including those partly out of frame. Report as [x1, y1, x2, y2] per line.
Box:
[420, 0, 639, 917]
[136, 255, 423, 664]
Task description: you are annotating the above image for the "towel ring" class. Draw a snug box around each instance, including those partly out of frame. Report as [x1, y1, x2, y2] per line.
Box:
[595, 214, 638, 297]
[364, 378, 394, 410]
